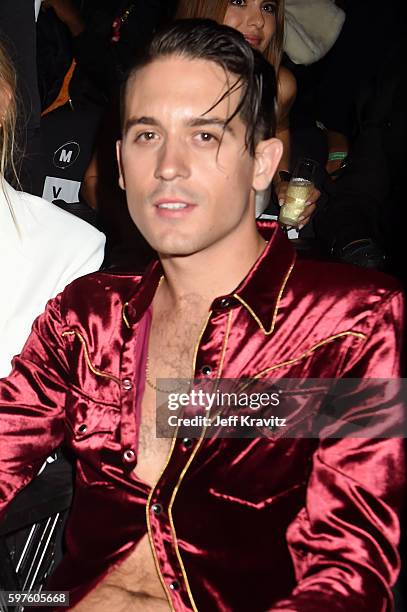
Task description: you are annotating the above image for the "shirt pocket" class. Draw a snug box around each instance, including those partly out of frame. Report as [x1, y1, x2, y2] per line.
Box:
[65, 394, 120, 487]
[206, 438, 313, 509]
[208, 481, 305, 510]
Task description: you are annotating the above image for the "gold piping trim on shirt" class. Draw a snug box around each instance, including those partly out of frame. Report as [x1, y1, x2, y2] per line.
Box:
[61, 330, 121, 385]
[145, 312, 212, 612]
[253, 331, 367, 378]
[145, 433, 179, 612]
[233, 261, 295, 336]
[122, 302, 131, 329]
[167, 309, 232, 612]
[166, 445, 200, 612]
[217, 310, 233, 379]
[191, 311, 212, 374]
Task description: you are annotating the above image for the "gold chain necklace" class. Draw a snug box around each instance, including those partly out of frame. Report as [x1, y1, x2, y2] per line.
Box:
[145, 356, 190, 394]
[145, 356, 167, 393]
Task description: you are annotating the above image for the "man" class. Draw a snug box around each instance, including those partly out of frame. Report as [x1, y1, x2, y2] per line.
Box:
[0, 19, 404, 612]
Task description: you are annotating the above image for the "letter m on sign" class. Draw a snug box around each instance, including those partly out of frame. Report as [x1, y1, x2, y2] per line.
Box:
[60, 149, 72, 163]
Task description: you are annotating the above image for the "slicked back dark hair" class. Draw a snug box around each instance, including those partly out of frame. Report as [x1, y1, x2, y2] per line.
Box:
[121, 19, 277, 156]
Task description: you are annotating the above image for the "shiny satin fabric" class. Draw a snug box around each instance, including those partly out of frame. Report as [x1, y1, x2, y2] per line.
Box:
[0, 222, 404, 611]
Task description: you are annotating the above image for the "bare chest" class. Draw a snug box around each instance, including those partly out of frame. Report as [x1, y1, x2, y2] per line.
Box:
[71, 535, 168, 610]
[133, 308, 206, 487]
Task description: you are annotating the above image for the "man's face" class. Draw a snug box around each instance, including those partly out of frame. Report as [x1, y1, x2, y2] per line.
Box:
[117, 55, 279, 258]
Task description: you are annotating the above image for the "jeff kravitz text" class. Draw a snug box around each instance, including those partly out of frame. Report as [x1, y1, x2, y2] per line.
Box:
[167, 414, 287, 428]
[164, 388, 287, 433]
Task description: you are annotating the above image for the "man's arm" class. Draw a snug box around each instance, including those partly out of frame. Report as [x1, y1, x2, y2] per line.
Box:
[272, 290, 405, 611]
[0, 294, 69, 518]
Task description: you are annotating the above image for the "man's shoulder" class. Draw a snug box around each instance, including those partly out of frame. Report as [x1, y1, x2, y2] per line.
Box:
[64, 268, 145, 294]
[59, 268, 147, 315]
[280, 258, 404, 346]
[292, 258, 402, 300]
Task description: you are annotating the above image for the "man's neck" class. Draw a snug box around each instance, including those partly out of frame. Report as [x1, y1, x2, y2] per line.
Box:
[157, 228, 267, 310]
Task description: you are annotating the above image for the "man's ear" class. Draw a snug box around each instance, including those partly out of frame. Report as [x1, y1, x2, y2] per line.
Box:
[252, 137, 283, 192]
[116, 140, 125, 190]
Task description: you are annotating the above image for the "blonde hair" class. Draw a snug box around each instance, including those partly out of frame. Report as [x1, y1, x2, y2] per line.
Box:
[0, 41, 19, 185]
[176, 0, 285, 72]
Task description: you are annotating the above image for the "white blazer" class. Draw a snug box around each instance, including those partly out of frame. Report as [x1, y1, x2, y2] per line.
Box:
[0, 179, 105, 376]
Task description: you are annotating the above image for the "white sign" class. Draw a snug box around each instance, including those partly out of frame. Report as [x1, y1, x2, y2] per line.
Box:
[42, 176, 81, 204]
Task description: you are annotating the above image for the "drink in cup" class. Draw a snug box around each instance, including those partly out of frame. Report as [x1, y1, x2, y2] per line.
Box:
[279, 158, 317, 228]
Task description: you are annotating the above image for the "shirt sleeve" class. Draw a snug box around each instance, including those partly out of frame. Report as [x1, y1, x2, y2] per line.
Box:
[0, 294, 69, 519]
[271, 290, 405, 611]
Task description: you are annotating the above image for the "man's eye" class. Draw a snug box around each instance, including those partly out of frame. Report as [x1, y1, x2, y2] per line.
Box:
[136, 131, 157, 142]
[196, 132, 218, 143]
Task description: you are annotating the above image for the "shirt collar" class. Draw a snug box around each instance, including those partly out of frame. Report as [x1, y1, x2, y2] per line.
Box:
[125, 258, 163, 324]
[211, 221, 296, 334]
[126, 221, 296, 335]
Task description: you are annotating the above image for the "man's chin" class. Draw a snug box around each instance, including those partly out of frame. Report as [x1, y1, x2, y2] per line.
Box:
[145, 233, 203, 259]
[157, 245, 202, 260]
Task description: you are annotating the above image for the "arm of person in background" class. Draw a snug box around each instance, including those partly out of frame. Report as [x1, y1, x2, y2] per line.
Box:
[326, 128, 349, 177]
[80, 152, 99, 211]
[275, 66, 296, 178]
[274, 66, 320, 229]
[41, 0, 85, 37]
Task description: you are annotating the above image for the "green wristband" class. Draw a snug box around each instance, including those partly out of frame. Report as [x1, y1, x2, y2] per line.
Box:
[328, 151, 348, 162]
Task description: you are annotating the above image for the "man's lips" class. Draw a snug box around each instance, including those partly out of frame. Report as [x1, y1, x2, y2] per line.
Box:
[153, 198, 196, 216]
[154, 197, 195, 209]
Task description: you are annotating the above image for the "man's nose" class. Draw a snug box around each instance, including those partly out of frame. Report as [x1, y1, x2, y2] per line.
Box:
[247, 5, 265, 28]
[154, 139, 190, 181]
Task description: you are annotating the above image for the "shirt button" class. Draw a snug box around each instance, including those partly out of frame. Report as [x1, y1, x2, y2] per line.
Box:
[122, 378, 133, 391]
[220, 298, 231, 308]
[151, 503, 163, 516]
[182, 438, 193, 449]
[201, 365, 212, 376]
[169, 580, 181, 591]
[123, 449, 135, 463]
[77, 424, 87, 434]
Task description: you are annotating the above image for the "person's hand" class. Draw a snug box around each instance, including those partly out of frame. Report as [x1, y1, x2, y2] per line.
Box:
[42, 0, 84, 36]
[326, 158, 343, 178]
[276, 181, 320, 230]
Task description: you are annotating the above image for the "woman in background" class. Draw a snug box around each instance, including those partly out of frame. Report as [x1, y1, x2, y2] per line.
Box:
[176, 0, 319, 221]
[0, 40, 105, 376]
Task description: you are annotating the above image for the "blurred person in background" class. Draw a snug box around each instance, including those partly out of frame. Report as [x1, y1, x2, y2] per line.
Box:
[0, 39, 105, 377]
[291, 0, 405, 270]
[176, 0, 320, 225]
[39, 0, 174, 267]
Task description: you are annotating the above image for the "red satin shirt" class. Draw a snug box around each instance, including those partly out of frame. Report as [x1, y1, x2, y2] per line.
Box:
[0, 222, 405, 611]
